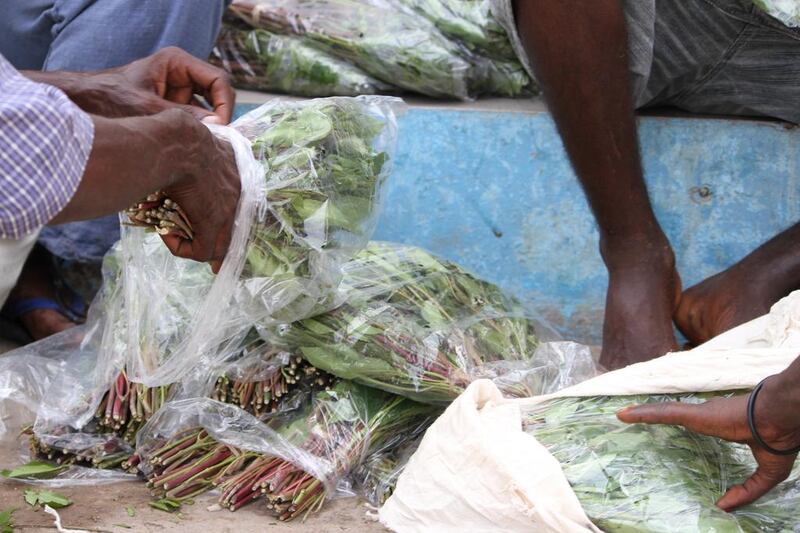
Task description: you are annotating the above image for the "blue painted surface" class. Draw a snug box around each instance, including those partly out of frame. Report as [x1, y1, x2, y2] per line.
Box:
[236, 103, 800, 344]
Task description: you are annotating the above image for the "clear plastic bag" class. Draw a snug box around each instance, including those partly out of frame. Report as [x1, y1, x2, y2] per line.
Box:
[212, 22, 395, 97]
[393, 0, 516, 60]
[267, 242, 595, 404]
[224, 0, 533, 99]
[136, 380, 439, 520]
[523, 393, 800, 532]
[123, 96, 401, 387]
[229, 0, 474, 99]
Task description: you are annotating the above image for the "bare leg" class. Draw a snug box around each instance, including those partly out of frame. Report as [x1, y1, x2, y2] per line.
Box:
[676, 223, 800, 346]
[5, 248, 77, 341]
[514, 0, 680, 369]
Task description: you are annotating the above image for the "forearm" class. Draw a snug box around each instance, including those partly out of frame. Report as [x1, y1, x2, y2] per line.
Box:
[51, 110, 202, 224]
[514, 0, 658, 242]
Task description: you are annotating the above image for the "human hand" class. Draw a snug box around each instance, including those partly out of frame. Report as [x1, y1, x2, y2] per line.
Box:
[159, 113, 241, 272]
[617, 378, 800, 511]
[46, 47, 235, 124]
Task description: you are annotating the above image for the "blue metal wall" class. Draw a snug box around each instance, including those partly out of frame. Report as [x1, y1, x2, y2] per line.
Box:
[237, 103, 800, 344]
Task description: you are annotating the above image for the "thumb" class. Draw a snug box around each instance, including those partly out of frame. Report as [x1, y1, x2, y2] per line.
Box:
[717, 463, 787, 511]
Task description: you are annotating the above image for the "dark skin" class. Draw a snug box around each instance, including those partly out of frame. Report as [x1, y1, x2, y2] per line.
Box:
[7, 48, 240, 339]
[676, 222, 800, 345]
[514, 1, 800, 366]
[514, 0, 680, 369]
[619, 355, 800, 510]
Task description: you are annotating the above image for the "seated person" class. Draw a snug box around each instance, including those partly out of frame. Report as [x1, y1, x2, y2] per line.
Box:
[0, 0, 230, 342]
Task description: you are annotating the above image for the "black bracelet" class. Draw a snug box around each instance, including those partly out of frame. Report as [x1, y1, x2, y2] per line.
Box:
[747, 378, 800, 457]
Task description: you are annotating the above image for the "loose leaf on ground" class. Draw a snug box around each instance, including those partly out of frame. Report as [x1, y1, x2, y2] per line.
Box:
[125, 506, 135, 517]
[0, 508, 16, 533]
[149, 498, 182, 513]
[23, 490, 72, 509]
[1, 460, 67, 479]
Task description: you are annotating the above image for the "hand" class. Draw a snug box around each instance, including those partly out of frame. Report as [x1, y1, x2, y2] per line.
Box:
[160, 114, 241, 272]
[41, 47, 235, 124]
[617, 378, 800, 511]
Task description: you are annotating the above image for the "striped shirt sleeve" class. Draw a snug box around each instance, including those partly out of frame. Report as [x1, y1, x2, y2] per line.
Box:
[0, 53, 94, 239]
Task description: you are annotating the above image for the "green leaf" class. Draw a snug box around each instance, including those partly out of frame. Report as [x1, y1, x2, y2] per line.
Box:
[1, 460, 68, 479]
[36, 491, 72, 509]
[125, 506, 136, 517]
[113, 524, 132, 529]
[23, 489, 72, 509]
[23, 490, 38, 507]
[149, 498, 182, 513]
[0, 507, 16, 533]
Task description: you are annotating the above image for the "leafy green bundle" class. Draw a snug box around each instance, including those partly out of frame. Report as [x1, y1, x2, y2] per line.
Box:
[234, 97, 398, 323]
[127, 96, 399, 331]
[212, 25, 394, 96]
[139, 381, 438, 520]
[524, 394, 800, 532]
[271, 242, 558, 404]
[395, 0, 515, 59]
[230, 0, 474, 99]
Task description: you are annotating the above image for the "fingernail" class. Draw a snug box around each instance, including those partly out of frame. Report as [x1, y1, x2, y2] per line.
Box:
[202, 115, 222, 125]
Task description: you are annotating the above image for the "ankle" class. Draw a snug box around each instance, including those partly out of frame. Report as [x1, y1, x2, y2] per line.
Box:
[600, 232, 675, 274]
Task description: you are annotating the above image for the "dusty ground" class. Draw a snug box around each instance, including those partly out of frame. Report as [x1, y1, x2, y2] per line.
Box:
[0, 478, 384, 532]
[0, 437, 383, 532]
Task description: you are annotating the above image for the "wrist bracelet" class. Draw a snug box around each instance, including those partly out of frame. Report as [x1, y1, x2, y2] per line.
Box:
[747, 378, 800, 457]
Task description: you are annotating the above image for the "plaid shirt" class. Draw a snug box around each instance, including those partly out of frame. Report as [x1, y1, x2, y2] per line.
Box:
[0, 53, 94, 239]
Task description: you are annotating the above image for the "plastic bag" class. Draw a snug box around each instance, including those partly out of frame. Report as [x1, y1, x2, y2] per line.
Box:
[229, 0, 474, 99]
[393, 0, 516, 60]
[136, 380, 439, 520]
[212, 23, 394, 96]
[123, 96, 401, 387]
[379, 297, 800, 532]
[268, 242, 595, 404]
[523, 393, 800, 532]
[754, 0, 800, 27]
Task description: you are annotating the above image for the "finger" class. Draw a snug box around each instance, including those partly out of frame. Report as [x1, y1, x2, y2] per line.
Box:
[209, 259, 223, 275]
[717, 461, 791, 511]
[160, 235, 195, 260]
[179, 103, 216, 123]
[618, 402, 703, 427]
[173, 55, 234, 124]
[617, 401, 738, 440]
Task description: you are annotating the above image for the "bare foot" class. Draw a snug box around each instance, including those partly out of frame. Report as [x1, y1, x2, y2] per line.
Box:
[675, 223, 800, 346]
[599, 242, 681, 370]
[5, 248, 78, 341]
[675, 268, 774, 347]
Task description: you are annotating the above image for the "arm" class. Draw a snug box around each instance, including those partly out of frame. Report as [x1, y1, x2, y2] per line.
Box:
[23, 47, 235, 124]
[618, 356, 800, 510]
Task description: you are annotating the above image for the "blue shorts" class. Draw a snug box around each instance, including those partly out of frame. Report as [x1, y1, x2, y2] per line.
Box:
[0, 0, 229, 262]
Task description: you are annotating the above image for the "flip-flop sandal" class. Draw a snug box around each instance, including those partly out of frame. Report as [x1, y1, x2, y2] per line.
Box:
[0, 285, 87, 345]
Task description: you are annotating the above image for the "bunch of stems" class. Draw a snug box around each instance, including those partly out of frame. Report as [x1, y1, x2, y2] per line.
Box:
[275, 242, 541, 404]
[29, 351, 330, 474]
[125, 191, 194, 240]
[143, 382, 437, 521]
[212, 355, 334, 417]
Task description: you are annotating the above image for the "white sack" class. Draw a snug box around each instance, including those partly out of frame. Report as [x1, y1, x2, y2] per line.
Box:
[380, 291, 800, 532]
